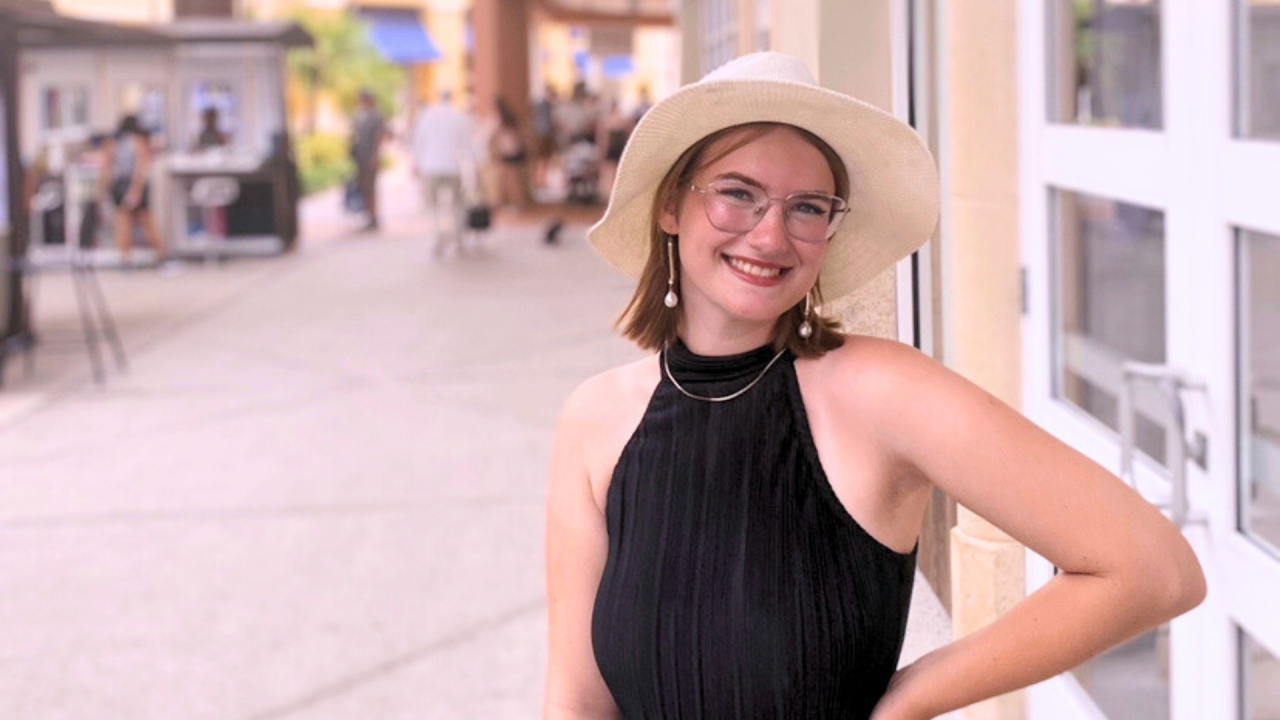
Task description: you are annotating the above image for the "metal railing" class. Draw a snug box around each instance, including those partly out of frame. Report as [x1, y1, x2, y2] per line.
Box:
[1118, 361, 1209, 528]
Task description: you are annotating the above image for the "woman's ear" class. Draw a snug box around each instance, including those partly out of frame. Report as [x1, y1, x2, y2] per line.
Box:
[659, 202, 680, 235]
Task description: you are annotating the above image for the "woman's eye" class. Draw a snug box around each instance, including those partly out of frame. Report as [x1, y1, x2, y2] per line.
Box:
[716, 186, 758, 203]
[791, 200, 830, 216]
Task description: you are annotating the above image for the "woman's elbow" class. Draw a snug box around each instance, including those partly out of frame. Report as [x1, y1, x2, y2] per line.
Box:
[1170, 549, 1207, 616]
[1145, 533, 1207, 619]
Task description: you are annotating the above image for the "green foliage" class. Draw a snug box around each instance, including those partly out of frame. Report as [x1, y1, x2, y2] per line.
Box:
[1073, 0, 1096, 70]
[295, 133, 353, 195]
[286, 8, 404, 122]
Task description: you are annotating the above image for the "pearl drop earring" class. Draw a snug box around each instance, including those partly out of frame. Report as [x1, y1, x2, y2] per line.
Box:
[798, 292, 813, 339]
[664, 236, 679, 309]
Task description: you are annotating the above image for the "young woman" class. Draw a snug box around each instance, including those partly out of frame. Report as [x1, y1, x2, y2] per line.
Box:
[492, 98, 531, 211]
[545, 52, 1205, 720]
[104, 114, 168, 267]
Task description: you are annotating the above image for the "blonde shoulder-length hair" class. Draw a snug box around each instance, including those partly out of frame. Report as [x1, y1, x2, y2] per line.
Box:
[617, 122, 849, 359]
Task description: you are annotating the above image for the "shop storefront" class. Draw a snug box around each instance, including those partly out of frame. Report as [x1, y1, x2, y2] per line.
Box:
[0, 0, 160, 373]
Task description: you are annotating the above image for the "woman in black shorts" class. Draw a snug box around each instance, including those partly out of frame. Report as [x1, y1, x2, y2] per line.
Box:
[104, 115, 169, 267]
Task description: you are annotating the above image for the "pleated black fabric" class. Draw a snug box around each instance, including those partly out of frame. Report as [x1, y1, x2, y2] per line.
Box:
[592, 339, 918, 720]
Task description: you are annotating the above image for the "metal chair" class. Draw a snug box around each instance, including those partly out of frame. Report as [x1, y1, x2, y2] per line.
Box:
[189, 176, 241, 265]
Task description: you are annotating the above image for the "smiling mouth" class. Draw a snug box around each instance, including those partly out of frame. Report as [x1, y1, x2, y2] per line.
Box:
[725, 255, 789, 279]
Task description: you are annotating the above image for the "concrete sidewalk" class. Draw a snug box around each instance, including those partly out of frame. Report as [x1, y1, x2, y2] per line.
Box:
[0, 169, 954, 719]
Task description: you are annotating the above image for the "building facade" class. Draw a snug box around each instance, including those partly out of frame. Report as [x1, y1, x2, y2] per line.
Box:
[49, 0, 680, 127]
[679, 2, 1278, 720]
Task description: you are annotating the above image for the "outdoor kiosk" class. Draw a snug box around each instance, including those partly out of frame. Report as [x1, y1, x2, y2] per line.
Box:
[161, 20, 310, 257]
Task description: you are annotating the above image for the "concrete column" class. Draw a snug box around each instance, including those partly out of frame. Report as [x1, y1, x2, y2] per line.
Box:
[769, 0, 819, 72]
[471, 0, 531, 121]
[943, 1, 1025, 719]
[677, 0, 703, 84]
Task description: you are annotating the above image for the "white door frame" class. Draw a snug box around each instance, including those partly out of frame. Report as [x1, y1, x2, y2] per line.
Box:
[1019, 3, 1280, 720]
[892, 0, 938, 354]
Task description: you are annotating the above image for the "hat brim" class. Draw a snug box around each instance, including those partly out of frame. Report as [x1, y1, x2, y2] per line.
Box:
[587, 78, 940, 302]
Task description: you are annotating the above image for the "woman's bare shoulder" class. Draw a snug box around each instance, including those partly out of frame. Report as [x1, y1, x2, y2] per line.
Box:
[560, 355, 660, 427]
[802, 333, 924, 386]
[799, 333, 939, 482]
[556, 355, 662, 508]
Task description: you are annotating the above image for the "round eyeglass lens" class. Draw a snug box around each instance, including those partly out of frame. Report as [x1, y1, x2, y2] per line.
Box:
[702, 182, 844, 243]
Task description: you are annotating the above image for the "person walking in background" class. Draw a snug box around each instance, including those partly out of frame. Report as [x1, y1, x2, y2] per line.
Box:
[349, 89, 388, 232]
[491, 98, 530, 212]
[532, 87, 559, 195]
[103, 114, 170, 269]
[631, 84, 653, 125]
[595, 98, 632, 200]
[410, 90, 474, 258]
[555, 81, 596, 155]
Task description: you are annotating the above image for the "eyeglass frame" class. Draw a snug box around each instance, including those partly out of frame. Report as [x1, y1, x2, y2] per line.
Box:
[686, 179, 851, 243]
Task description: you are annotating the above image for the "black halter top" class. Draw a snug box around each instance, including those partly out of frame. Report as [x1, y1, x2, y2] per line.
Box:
[591, 340, 918, 720]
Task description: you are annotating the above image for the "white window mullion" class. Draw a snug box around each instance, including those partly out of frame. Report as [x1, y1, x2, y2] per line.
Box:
[1040, 126, 1170, 209]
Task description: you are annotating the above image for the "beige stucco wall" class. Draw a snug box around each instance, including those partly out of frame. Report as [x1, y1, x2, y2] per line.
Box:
[943, 1, 1025, 718]
[769, 0, 898, 339]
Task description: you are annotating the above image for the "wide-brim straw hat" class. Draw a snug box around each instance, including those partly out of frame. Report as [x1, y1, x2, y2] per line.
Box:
[588, 51, 940, 302]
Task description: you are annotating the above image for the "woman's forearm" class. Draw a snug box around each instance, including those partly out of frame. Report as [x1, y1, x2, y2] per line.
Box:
[881, 568, 1201, 719]
[128, 137, 150, 192]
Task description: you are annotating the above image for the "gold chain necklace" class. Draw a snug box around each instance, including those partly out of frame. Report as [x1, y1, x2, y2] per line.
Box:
[662, 346, 789, 403]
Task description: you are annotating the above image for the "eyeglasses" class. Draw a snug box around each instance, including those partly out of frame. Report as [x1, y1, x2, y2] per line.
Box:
[688, 179, 850, 244]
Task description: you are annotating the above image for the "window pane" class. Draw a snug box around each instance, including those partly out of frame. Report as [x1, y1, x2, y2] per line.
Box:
[1072, 626, 1169, 720]
[1241, 629, 1280, 720]
[41, 87, 62, 131]
[1239, 229, 1280, 558]
[700, 0, 738, 74]
[1237, 1, 1280, 139]
[1047, 0, 1163, 129]
[1052, 189, 1168, 466]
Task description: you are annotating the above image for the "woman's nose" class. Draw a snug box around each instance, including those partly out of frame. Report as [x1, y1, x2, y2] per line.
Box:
[748, 201, 791, 249]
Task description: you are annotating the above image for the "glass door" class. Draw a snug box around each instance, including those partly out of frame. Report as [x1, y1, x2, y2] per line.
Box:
[1020, 2, 1280, 719]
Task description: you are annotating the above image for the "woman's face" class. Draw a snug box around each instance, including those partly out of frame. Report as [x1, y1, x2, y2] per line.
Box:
[659, 126, 834, 336]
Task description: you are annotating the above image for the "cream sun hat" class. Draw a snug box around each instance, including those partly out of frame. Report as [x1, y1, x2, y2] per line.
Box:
[588, 51, 940, 302]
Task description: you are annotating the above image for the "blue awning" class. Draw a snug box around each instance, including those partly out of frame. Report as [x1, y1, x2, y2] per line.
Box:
[358, 8, 441, 65]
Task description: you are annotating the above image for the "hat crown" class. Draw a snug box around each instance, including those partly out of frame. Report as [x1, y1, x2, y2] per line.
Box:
[700, 51, 817, 87]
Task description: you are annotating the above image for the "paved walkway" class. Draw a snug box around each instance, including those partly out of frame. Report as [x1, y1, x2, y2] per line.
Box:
[0, 168, 953, 719]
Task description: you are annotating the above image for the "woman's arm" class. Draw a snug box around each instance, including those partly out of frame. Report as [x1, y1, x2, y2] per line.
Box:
[848, 340, 1206, 720]
[94, 141, 112, 200]
[124, 134, 150, 208]
[544, 381, 622, 720]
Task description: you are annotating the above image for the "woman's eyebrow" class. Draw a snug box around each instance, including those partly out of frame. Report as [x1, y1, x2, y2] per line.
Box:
[711, 171, 834, 196]
[710, 171, 765, 188]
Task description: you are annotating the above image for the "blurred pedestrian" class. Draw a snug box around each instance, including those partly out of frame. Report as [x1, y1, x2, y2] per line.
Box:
[191, 107, 231, 241]
[349, 89, 388, 232]
[491, 98, 530, 211]
[192, 107, 229, 151]
[410, 90, 474, 257]
[532, 87, 559, 193]
[596, 98, 632, 200]
[631, 84, 654, 125]
[556, 81, 596, 151]
[104, 114, 170, 268]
